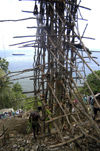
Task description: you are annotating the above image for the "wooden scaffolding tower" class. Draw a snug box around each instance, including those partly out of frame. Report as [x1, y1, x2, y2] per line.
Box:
[1, 0, 100, 149]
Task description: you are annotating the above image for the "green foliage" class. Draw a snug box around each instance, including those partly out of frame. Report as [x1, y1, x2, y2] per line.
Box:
[0, 58, 10, 89]
[23, 97, 42, 111]
[0, 57, 9, 73]
[0, 68, 5, 77]
[0, 78, 26, 109]
[0, 58, 27, 110]
[26, 121, 32, 134]
[0, 68, 12, 109]
[23, 98, 36, 111]
[12, 82, 22, 92]
[10, 83, 26, 110]
[0, 68, 6, 88]
[0, 58, 42, 111]
[79, 70, 100, 95]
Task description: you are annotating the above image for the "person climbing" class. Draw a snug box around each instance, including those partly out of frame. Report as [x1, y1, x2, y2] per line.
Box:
[29, 109, 41, 139]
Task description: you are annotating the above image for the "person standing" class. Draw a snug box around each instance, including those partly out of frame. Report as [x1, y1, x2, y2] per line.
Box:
[29, 110, 41, 139]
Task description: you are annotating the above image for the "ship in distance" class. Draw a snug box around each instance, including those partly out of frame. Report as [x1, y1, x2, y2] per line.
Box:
[12, 54, 25, 56]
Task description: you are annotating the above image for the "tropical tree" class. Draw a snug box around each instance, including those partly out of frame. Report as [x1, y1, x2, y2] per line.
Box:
[0, 68, 12, 109]
[0, 58, 26, 109]
[79, 70, 100, 95]
[11, 82, 26, 109]
[0, 57, 9, 73]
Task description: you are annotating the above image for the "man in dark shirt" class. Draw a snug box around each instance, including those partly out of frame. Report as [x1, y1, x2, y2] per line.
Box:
[92, 94, 100, 120]
[29, 111, 41, 139]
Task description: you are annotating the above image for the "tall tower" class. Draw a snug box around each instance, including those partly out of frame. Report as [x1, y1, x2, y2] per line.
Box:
[2, 0, 99, 148]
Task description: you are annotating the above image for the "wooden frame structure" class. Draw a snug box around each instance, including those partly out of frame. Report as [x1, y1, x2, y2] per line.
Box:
[1, 0, 100, 148]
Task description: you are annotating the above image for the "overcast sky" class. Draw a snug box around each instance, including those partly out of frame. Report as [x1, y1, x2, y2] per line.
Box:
[0, 0, 100, 51]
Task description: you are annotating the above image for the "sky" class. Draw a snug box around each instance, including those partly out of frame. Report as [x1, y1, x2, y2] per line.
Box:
[0, 0, 100, 51]
[0, 0, 36, 52]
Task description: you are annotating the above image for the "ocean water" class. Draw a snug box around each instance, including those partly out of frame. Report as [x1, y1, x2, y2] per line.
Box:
[0, 49, 100, 93]
[0, 49, 34, 71]
[0, 49, 34, 94]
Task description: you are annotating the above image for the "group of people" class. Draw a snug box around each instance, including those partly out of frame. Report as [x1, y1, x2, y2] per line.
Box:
[0, 111, 15, 119]
[83, 94, 100, 119]
[28, 94, 100, 139]
[0, 109, 23, 119]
